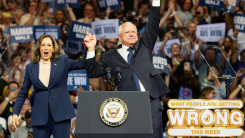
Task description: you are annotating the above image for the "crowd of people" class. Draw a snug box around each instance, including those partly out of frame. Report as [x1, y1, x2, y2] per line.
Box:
[0, 0, 245, 137]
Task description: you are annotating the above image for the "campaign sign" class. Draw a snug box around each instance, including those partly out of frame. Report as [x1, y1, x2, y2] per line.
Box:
[67, 70, 89, 91]
[56, 0, 80, 8]
[152, 54, 170, 74]
[91, 19, 119, 40]
[8, 25, 33, 43]
[234, 13, 245, 33]
[196, 23, 226, 42]
[198, 0, 225, 10]
[68, 21, 91, 41]
[97, 0, 122, 12]
[227, 0, 241, 13]
[63, 40, 83, 55]
[34, 25, 60, 42]
[153, 39, 180, 58]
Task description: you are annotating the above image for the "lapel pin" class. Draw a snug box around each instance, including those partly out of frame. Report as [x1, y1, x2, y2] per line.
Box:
[54, 64, 57, 66]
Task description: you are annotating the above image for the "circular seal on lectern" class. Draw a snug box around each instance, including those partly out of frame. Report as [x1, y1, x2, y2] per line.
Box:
[100, 98, 128, 126]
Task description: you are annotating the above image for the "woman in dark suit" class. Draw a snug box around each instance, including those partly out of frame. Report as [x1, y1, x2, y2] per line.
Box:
[11, 35, 86, 138]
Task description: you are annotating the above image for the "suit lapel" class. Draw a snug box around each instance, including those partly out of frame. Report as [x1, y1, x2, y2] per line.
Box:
[48, 60, 59, 87]
[112, 45, 129, 66]
[31, 63, 46, 88]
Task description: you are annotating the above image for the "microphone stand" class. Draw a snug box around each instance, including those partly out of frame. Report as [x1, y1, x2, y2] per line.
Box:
[198, 46, 236, 99]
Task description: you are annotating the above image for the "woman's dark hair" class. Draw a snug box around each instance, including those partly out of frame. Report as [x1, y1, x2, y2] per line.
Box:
[206, 64, 222, 81]
[199, 87, 215, 99]
[204, 47, 218, 56]
[55, 9, 67, 24]
[60, 22, 70, 32]
[180, 0, 193, 11]
[223, 36, 233, 47]
[8, 80, 20, 88]
[11, 53, 21, 61]
[33, 35, 59, 64]
[2, 127, 8, 138]
[138, 0, 150, 9]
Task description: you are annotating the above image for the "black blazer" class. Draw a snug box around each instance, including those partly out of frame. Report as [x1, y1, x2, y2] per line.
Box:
[85, 6, 170, 99]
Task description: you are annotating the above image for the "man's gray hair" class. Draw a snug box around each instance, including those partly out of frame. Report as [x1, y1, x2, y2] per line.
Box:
[118, 22, 137, 34]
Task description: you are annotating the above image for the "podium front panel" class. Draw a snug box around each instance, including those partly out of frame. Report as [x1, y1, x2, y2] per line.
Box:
[75, 91, 153, 138]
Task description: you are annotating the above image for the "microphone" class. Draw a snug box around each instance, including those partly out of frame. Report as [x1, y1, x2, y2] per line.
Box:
[105, 67, 111, 83]
[116, 67, 121, 83]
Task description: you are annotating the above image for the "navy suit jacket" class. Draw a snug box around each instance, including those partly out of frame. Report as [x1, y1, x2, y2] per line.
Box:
[85, 6, 170, 99]
[12, 54, 86, 126]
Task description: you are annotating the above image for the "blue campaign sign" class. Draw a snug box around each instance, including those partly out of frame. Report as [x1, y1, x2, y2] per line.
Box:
[8, 25, 34, 43]
[97, 0, 122, 12]
[152, 54, 170, 74]
[67, 70, 89, 91]
[68, 21, 91, 41]
[56, 0, 80, 8]
[33, 25, 61, 42]
[227, 0, 241, 13]
[199, 0, 225, 10]
[234, 13, 245, 33]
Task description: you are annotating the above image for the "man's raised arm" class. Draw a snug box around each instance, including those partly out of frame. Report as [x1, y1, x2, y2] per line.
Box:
[84, 33, 106, 78]
[142, 0, 161, 50]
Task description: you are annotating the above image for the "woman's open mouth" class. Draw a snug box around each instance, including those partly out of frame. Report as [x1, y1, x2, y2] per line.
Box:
[44, 52, 49, 57]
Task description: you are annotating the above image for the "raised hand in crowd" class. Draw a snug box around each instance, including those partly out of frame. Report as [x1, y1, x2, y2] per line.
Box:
[70, 94, 76, 104]
[237, 68, 245, 78]
[98, 37, 105, 47]
[159, 30, 174, 57]
[178, 30, 187, 40]
[168, 1, 176, 13]
[230, 75, 245, 99]
[177, 55, 185, 64]
[66, 4, 73, 12]
[58, 39, 64, 54]
[76, 86, 84, 94]
[95, 37, 106, 62]
[105, 7, 113, 19]
[84, 32, 97, 51]
[233, 28, 239, 39]
[30, 5, 38, 17]
[223, 0, 229, 7]
[198, 39, 203, 49]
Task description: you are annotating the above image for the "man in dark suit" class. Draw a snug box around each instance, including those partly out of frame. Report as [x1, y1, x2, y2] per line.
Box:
[84, 0, 170, 137]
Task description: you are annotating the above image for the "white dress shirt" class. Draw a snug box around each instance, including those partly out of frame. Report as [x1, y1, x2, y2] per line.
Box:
[87, 45, 146, 91]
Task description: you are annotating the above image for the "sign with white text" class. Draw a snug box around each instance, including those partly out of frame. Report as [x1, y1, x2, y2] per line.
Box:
[8, 25, 33, 43]
[153, 39, 181, 58]
[198, 0, 225, 10]
[96, 0, 122, 12]
[56, 0, 80, 8]
[67, 70, 89, 91]
[91, 19, 119, 40]
[234, 14, 245, 33]
[33, 25, 61, 42]
[152, 54, 170, 74]
[196, 23, 226, 42]
[68, 21, 91, 41]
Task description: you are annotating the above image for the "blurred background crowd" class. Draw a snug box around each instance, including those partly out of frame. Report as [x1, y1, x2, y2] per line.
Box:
[0, 0, 245, 137]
